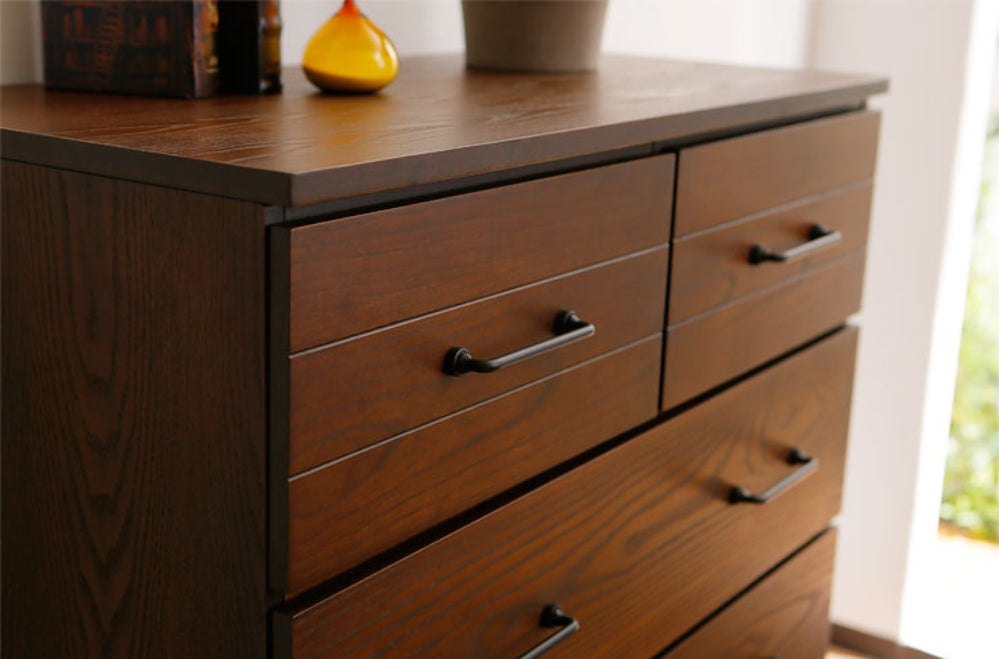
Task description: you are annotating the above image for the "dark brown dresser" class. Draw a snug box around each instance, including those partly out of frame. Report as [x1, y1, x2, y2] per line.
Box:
[1, 56, 886, 658]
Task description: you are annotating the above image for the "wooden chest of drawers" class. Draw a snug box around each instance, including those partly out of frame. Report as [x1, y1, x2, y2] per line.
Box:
[1, 56, 886, 658]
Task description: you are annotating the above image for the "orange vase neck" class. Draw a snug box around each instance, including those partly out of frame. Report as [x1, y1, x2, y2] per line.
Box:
[337, 0, 360, 17]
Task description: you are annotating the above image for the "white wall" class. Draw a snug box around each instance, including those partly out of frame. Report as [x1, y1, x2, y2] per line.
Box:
[0, 0, 811, 84]
[602, 0, 811, 67]
[281, 0, 464, 63]
[809, 0, 997, 645]
[283, 0, 813, 69]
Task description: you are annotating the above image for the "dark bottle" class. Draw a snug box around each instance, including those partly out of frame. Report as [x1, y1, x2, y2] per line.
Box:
[217, 0, 282, 94]
[260, 0, 282, 93]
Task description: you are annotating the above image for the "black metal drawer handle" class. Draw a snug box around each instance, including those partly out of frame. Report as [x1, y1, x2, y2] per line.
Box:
[443, 310, 595, 376]
[517, 604, 579, 659]
[749, 224, 842, 264]
[728, 448, 818, 504]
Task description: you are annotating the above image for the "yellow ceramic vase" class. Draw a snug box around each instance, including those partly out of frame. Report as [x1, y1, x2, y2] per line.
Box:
[302, 0, 399, 93]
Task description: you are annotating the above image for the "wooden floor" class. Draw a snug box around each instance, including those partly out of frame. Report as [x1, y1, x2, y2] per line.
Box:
[828, 646, 873, 659]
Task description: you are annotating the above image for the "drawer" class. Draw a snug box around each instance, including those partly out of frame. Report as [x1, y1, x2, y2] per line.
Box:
[674, 111, 879, 237]
[275, 328, 857, 659]
[663, 251, 864, 409]
[664, 529, 836, 659]
[282, 336, 661, 595]
[283, 155, 674, 352]
[285, 248, 668, 474]
[670, 183, 872, 323]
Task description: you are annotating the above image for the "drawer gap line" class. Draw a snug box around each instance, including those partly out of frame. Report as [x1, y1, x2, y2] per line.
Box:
[672, 178, 873, 242]
[653, 526, 836, 658]
[288, 244, 669, 358]
[280, 143, 657, 226]
[662, 324, 848, 418]
[288, 333, 663, 480]
[653, 101, 870, 167]
[666, 249, 865, 330]
[278, 410, 668, 612]
[661, 143, 682, 409]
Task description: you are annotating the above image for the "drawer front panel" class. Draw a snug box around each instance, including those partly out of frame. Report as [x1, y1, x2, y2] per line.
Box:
[670, 183, 872, 323]
[286, 155, 674, 352]
[664, 529, 836, 659]
[288, 248, 668, 474]
[663, 251, 864, 410]
[286, 336, 661, 595]
[278, 328, 857, 659]
[675, 111, 879, 237]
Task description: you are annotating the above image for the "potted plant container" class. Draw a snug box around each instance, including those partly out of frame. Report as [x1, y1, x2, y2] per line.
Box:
[461, 0, 609, 72]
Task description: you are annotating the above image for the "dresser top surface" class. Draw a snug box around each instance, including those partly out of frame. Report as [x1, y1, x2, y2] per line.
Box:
[0, 55, 886, 207]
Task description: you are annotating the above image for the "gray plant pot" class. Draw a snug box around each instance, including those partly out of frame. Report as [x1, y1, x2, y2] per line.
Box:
[462, 0, 609, 73]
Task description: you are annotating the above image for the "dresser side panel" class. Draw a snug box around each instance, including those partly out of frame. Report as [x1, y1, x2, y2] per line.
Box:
[1, 161, 268, 658]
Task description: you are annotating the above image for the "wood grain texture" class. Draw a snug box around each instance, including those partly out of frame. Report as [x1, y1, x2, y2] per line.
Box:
[669, 183, 873, 323]
[287, 248, 668, 473]
[285, 336, 661, 595]
[675, 111, 881, 236]
[285, 156, 672, 351]
[1, 57, 886, 207]
[665, 530, 837, 659]
[663, 250, 865, 410]
[269, 225, 293, 602]
[1, 161, 268, 658]
[278, 328, 858, 659]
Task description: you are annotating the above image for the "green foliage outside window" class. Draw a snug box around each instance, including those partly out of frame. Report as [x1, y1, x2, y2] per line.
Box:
[940, 118, 999, 542]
